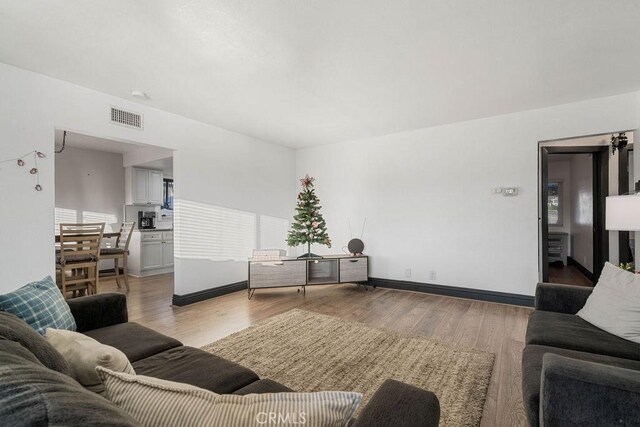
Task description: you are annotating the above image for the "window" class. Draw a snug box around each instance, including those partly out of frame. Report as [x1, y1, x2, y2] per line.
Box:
[162, 179, 174, 210]
[547, 180, 563, 226]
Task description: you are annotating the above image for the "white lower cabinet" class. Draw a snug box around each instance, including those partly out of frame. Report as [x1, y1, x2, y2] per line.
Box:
[142, 241, 163, 269]
[128, 230, 174, 277]
[162, 239, 174, 268]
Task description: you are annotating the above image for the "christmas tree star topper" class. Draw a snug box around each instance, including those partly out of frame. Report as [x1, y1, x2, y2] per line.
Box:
[300, 174, 315, 188]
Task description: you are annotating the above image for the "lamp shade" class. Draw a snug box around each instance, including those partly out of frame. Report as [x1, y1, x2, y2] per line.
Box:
[606, 195, 640, 231]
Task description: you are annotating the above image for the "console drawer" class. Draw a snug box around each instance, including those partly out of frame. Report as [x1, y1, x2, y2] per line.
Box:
[339, 257, 368, 282]
[249, 261, 306, 288]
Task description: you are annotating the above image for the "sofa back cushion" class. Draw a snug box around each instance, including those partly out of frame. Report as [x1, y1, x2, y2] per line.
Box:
[0, 310, 71, 375]
[0, 341, 139, 427]
[0, 276, 76, 335]
[577, 262, 640, 344]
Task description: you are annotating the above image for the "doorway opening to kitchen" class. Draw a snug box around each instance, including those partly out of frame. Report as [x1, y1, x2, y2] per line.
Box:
[53, 130, 175, 300]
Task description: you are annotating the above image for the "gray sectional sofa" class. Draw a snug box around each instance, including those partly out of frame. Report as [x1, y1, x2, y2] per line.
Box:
[522, 283, 640, 426]
[0, 292, 440, 426]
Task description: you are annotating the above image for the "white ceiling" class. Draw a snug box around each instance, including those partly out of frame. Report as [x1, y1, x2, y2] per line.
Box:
[3, 1, 640, 148]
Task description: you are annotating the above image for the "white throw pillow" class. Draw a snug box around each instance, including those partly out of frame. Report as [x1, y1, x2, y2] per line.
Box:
[577, 262, 640, 344]
[96, 367, 362, 427]
[45, 328, 135, 393]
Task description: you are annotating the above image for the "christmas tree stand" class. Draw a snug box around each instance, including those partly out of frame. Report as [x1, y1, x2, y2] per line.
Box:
[297, 252, 323, 259]
[296, 242, 323, 259]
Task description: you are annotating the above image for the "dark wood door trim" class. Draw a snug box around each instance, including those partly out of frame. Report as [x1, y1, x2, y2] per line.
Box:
[540, 147, 550, 282]
[539, 144, 610, 284]
[618, 146, 632, 264]
[592, 147, 609, 283]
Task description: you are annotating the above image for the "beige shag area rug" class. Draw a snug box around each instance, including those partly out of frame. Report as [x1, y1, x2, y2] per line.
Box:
[202, 309, 494, 426]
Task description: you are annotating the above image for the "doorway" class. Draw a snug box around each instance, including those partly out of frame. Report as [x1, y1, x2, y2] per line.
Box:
[540, 146, 608, 285]
[53, 130, 176, 297]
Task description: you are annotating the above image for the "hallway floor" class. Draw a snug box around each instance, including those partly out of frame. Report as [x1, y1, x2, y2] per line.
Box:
[548, 263, 593, 287]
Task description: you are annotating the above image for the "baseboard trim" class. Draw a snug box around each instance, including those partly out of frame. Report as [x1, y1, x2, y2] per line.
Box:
[172, 281, 247, 307]
[369, 277, 534, 307]
[566, 256, 595, 283]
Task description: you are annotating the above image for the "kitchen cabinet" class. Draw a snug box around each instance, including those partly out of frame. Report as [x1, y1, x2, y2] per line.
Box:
[141, 241, 163, 269]
[161, 231, 174, 268]
[148, 170, 164, 205]
[126, 167, 163, 205]
[128, 230, 174, 277]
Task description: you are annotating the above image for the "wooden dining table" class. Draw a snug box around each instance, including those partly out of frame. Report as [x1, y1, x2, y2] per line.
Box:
[54, 232, 120, 243]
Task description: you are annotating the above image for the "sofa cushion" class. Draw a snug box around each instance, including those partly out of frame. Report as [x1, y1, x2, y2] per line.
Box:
[45, 328, 136, 393]
[97, 367, 362, 427]
[132, 346, 259, 393]
[0, 311, 71, 375]
[84, 322, 181, 363]
[577, 262, 640, 344]
[233, 379, 294, 395]
[0, 341, 138, 427]
[0, 276, 76, 335]
[525, 310, 640, 361]
[522, 344, 640, 427]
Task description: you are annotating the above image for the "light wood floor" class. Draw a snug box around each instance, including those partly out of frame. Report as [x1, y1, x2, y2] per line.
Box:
[98, 274, 532, 427]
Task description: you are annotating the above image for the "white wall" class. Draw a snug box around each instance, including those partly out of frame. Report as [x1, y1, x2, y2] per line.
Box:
[173, 143, 294, 294]
[2, 59, 640, 297]
[295, 93, 640, 296]
[0, 63, 295, 295]
[55, 146, 124, 232]
[123, 146, 174, 168]
[568, 154, 594, 272]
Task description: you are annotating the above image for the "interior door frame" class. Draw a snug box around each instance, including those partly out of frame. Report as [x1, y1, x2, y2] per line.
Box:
[618, 144, 633, 264]
[539, 145, 609, 284]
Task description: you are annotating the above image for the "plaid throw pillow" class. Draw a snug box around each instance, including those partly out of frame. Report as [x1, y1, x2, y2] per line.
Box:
[0, 276, 76, 335]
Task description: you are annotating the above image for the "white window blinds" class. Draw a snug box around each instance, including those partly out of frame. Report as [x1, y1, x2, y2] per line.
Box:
[174, 199, 256, 262]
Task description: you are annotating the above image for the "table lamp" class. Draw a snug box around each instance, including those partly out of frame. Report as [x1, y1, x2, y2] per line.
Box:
[606, 194, 640, 231]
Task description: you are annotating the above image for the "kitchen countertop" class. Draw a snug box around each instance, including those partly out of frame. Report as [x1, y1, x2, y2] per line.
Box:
[136, 228, 173, 232]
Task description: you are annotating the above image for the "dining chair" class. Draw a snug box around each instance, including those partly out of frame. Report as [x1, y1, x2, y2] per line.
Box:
[99, 222, 135, 291]
[55, 223, 105, 299]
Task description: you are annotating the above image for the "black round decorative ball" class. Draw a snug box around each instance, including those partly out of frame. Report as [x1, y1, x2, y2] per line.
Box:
[348, 238, 364, 255]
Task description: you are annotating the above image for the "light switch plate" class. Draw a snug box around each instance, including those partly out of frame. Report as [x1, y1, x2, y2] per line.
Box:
[503, 187, 519, 196]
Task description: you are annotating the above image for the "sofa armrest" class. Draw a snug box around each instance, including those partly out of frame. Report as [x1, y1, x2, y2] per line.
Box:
[534, 282, 592, 314]
[66, 293, 128, 332]
[350, 379, 439, 427]
[541, 353, 640, 426]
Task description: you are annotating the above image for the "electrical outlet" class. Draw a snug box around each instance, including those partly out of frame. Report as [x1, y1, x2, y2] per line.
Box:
[428, 270, 437, 281]
[405, 268, 412, 278]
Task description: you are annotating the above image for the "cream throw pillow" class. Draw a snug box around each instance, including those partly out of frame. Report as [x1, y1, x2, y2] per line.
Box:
[45, 328, 135, 393]
[577, 262, 640, 344]
[96, 367, 362, 427]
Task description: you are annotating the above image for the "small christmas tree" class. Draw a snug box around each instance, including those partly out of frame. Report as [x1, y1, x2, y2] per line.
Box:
[287, 174, 331, 258]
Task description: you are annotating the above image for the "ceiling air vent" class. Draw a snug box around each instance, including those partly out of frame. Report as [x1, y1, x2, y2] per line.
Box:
[110, 106, 143, 130]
